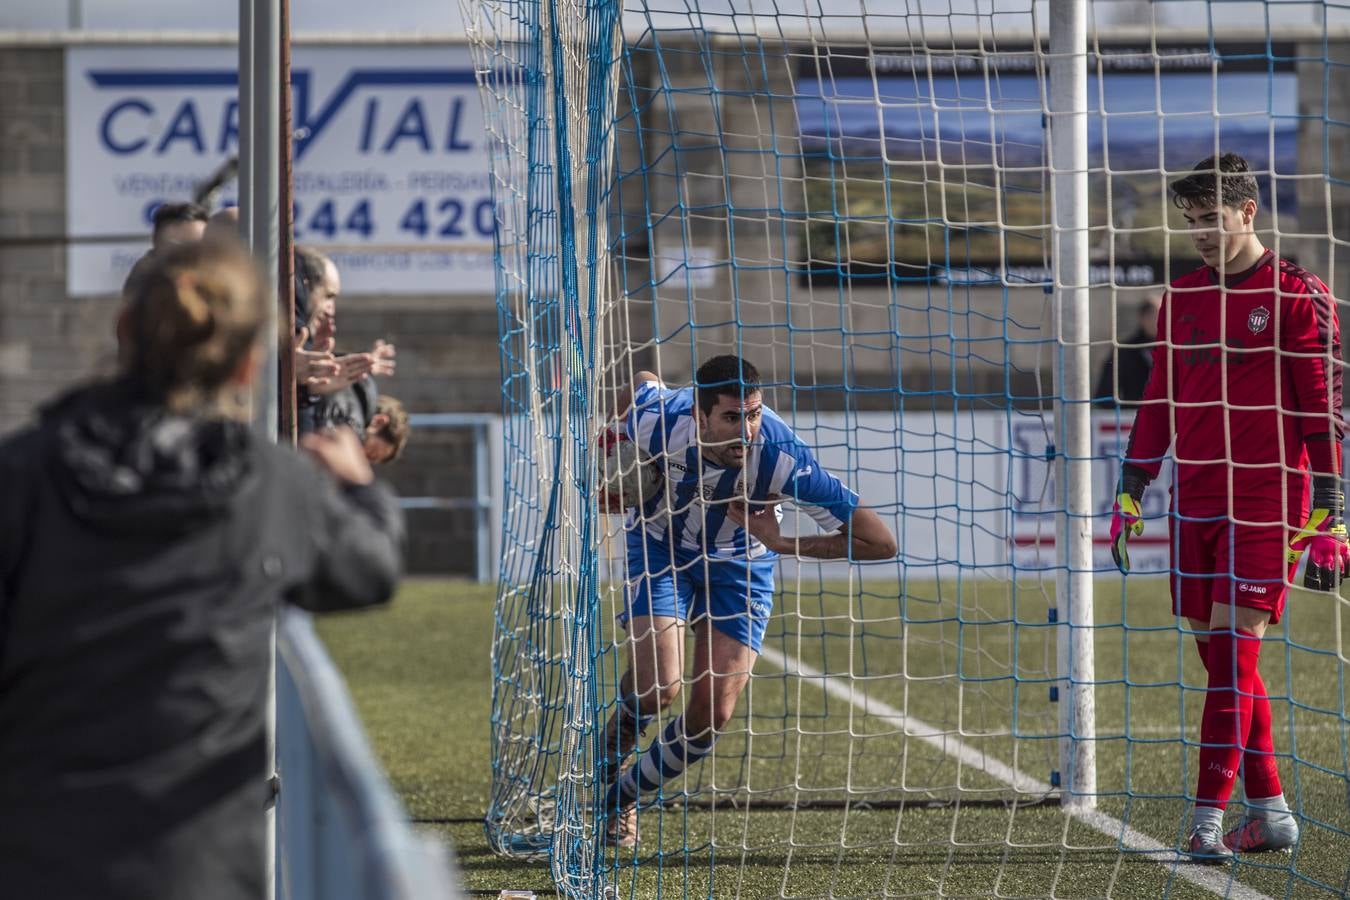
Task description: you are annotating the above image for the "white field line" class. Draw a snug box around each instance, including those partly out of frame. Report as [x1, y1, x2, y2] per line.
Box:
[757, 645, 1275, 900]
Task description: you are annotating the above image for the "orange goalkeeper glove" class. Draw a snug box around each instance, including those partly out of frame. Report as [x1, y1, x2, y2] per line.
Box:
[1288, 477, 1350, 591]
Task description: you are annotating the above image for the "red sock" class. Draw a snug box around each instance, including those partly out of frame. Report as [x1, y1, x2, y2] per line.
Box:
[1195, 630, 1262, 809]
[1194, 637, 1282, 802]
[1241, 669, 1282, 799]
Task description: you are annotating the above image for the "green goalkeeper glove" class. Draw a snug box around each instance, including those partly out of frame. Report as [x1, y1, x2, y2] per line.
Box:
[1109, 465, 1151, 574]
[1288, 477, 1350, 592]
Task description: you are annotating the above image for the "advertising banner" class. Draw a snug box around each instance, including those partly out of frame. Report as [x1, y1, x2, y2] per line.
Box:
[66, 45, 494, 296]
[599, 410, 1177, 583]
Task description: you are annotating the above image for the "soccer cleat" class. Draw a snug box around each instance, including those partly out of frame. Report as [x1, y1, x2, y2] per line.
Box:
[1185, 822, 1235, 864]
[603, 802, 638, 849]
[1223, 815, 1299, 854]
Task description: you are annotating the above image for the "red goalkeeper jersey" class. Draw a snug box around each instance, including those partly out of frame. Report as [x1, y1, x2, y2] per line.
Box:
[1126, 249, 1344, 516]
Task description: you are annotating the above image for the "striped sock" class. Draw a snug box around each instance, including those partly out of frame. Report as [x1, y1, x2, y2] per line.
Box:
[608, 694, 654, 754]
[608, 715, 717, 810]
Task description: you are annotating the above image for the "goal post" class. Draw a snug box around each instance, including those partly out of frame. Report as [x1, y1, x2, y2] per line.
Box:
[463, 1, 1350, 896]
[1049, 0, 1097, 811]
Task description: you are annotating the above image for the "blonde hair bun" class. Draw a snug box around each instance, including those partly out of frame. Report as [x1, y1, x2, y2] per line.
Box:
[123, 241, 266, 415]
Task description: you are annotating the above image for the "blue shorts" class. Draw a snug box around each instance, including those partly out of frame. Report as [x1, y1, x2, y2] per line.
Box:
[622, 530, 776, 652]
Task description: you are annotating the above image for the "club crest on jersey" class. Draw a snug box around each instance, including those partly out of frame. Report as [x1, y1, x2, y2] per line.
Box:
[1247, 306, 1270, 334]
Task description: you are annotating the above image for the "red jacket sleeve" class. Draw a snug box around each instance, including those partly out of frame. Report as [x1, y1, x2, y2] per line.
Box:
[1124, 291, 1173, 479]
[1282, 274, 1345, 457]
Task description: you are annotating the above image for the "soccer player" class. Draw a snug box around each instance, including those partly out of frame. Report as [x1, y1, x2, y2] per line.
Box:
[1110, 153, 1346, 862]
[598, 355, 897, 846]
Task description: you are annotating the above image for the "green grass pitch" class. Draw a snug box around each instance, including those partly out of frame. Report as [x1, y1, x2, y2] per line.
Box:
[316, 578, 1350, 899]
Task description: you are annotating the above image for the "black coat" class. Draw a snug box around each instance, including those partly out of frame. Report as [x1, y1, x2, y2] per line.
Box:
[0, 379, 404, 900]
[299, 375, 378, 437]
[1094, 328, 1155, 407]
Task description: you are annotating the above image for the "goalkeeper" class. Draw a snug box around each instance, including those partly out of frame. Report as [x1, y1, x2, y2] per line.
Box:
[597, 355, 897, 847]
[1111, 153, 1345, 863]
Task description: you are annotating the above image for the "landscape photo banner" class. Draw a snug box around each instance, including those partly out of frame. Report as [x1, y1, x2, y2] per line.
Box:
[795, 43, 1299, 285]
[66, 45, 494, 296]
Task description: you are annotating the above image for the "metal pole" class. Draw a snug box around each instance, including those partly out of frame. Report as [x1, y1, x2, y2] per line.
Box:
[1049, 0, 1097, 811]
[251, 0, 281, 439]
[279, 0, 297, 444]
[475, 422, 490, 583]
[240, 2, 283, 897]
[237, 0, 254, 250]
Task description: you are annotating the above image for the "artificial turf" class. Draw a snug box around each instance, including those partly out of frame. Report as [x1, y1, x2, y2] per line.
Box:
[316, 578, 1350, 898]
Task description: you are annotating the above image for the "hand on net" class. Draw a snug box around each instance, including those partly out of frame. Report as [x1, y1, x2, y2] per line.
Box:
[1288, 500, 1350, 591]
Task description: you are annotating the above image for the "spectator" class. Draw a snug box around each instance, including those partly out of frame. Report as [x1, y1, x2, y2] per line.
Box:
[1096, 294, 1161, 407]
[292, 248, 397, 435]
[315, 370, 380, 436]
[121, 201, 209, 300]
[203, 205, 240, 244]
[151, 201, 210, 248]
[363, 394, 412, 464]
[0, 240, 404, 900]
[296, 245, 340, 343]
[292, 247, 342, 389]
[294, 245, 327, 337]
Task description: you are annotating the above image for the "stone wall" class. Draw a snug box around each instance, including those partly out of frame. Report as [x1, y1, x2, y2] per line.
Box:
[0, 48, 116, 429]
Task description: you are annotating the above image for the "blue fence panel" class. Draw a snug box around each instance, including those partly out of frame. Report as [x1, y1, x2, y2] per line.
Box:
[276, 608, 462, 900]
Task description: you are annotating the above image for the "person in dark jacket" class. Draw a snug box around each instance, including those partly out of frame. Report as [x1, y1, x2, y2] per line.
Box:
[0, 240, 404, 900]
[1095, 293, 1161, 407]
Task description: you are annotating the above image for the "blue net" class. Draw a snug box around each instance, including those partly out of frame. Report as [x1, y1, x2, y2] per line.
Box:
[466, 1, 1350, 896]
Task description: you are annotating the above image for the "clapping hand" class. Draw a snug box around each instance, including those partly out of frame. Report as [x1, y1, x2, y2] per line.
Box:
[293, 328, 341, 387]
[310, 312, 336, 354]
[309, 352, 375, 396]
[370, 339, 397, 377]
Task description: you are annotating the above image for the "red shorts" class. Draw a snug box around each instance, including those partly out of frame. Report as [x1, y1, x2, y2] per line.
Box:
[1168, 513, 1297, 624]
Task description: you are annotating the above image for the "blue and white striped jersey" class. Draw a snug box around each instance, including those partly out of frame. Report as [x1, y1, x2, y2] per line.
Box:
[623, 379, 859, 560]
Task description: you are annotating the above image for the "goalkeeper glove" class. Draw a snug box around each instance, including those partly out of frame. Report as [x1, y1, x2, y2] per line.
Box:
[1287, 476, 1350, 591]
[1110, 465, 1152, 574]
